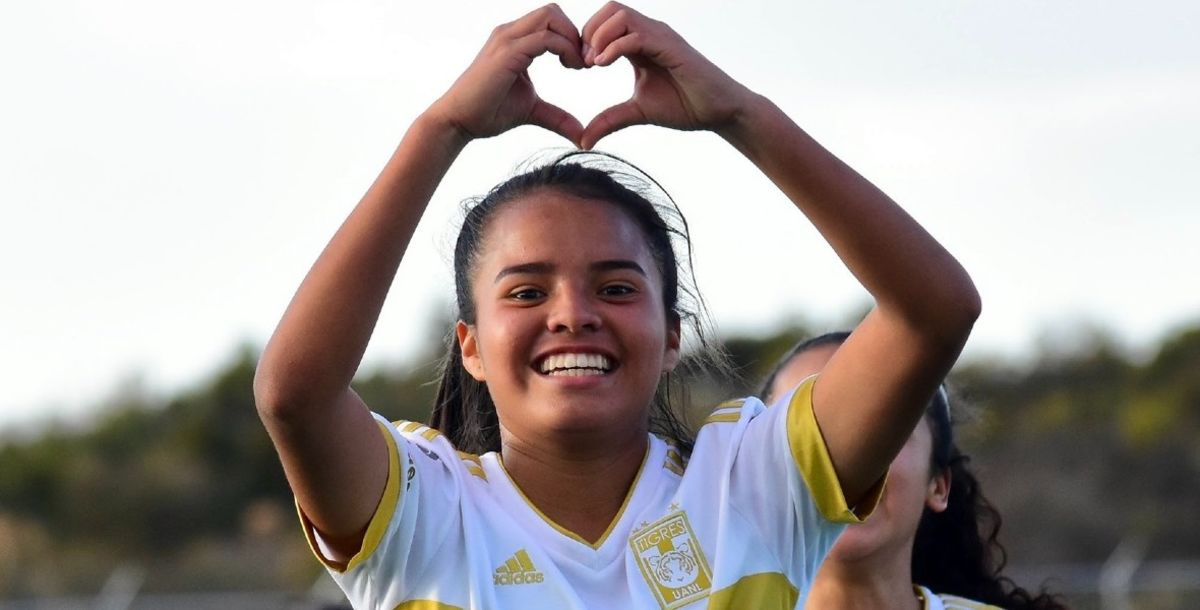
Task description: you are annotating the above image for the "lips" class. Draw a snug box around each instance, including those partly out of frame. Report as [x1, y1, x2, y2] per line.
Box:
[536, 352, 614, 376]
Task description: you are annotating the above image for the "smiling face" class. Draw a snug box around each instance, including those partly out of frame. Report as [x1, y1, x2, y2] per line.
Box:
[457, 188, 681, 447]
[769, 341, 950, 564]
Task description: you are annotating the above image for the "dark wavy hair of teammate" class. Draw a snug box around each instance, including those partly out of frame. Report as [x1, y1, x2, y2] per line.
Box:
[429, 150, 731, 457]
[760, 332, 1068, 610]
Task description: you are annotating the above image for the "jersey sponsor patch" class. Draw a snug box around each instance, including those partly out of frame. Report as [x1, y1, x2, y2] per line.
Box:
[493, 549, 544, 586]
[630, 511, 712, 609]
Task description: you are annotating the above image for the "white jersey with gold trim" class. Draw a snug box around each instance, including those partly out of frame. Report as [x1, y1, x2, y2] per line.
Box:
[299, 377, 881, 609]
[917, 585, 1005, 610]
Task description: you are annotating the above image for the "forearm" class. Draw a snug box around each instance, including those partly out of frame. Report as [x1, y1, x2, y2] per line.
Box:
[719, 96, 979, 503]
[720, 96, 980, 339]
[256, 113, 467, 415]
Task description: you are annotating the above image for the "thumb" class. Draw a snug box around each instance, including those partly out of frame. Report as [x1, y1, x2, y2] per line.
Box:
[580, 100, 646, 150]
[528, 98, 585, 147]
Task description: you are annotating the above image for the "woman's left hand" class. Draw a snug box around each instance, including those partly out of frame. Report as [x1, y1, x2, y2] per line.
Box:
[579, 2, 757, 149]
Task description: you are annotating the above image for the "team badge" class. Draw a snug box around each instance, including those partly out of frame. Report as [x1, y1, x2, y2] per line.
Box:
[630, 510, 712, 609]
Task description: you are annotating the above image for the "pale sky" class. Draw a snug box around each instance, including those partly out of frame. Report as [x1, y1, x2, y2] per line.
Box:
[3, 0, 1198, 429]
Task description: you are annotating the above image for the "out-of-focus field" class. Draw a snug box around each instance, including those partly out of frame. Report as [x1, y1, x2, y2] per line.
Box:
[2, 321, 1198, 608]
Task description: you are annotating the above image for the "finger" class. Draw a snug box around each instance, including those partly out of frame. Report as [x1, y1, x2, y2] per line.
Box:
[584, 3, 661, 67]
[580, 100, 645, 150]
[591, 31, 648, 67]
[537, 4, 586, 68]
[505, 3, 575, 38]
[585, 8, 630, 65]
[529, 98, 585, 146]
[581, 1, 628, 45]
[592, 16, 682, 68]
[540, 5, 583, 56]
[510, 29, 585, 70]
[505, 4, 584, 67]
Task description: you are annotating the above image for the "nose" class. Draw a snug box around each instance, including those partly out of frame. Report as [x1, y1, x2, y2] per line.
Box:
[547, 287, 601, 334]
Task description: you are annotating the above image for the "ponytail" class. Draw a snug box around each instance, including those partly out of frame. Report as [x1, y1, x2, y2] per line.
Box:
[429, 334, 500, 455]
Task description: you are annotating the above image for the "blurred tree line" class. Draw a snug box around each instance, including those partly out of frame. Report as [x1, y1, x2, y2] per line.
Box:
[1, 320, 1198, 597]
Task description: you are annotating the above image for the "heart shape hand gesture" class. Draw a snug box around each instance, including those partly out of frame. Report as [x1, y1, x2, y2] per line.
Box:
[427, 3, 756, 150]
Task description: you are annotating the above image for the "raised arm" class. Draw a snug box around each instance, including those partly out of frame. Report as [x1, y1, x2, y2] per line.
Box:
[580, 3, 980, 506]
[253, 4, 586, 559]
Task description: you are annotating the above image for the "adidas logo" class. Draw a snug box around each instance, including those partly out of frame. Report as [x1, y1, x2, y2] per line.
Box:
[493, 549, 544, 586]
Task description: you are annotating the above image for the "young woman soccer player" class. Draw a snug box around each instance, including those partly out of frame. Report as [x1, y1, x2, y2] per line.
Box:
[254, 4, 981, 609]
[762, 333, 1066, 610]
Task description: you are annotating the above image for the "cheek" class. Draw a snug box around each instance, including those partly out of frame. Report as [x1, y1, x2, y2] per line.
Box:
[628, 310, 671, 363]
[492, 321, 533, 354]
[471, 307, 527, 367]
[885, 443, 935, 506]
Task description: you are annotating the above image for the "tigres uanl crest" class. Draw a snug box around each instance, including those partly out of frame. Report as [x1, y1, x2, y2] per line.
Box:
[630, 511, 712, 609]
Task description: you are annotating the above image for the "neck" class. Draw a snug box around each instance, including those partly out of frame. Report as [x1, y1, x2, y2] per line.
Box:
[804, 542, 921, 610]
[500, 426, 648, 544]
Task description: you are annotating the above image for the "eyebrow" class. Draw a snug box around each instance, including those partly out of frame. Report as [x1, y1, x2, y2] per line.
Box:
[493, 259, 648, 283]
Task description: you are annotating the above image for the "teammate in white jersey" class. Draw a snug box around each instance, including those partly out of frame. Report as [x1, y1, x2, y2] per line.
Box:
[254, 4, 981, 609]
[763, 332, 1066, 610]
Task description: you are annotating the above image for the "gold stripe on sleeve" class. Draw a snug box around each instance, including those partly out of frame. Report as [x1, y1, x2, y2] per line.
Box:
[393, 601, 464, 610]
[703, 412, 741, 425]
[297, 419, 402, 573]
[344, 420, 404, 571]
[715, 398, 745, 410]
[785, 377, 883, 524]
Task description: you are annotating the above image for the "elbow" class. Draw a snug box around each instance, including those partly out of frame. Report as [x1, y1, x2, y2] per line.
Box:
[253, 363, 293, 422]
[253, 356, 323, 423]
[941, 276, 982, 343]
[957, 281, 983, 328]
[901, 272, 981, 347]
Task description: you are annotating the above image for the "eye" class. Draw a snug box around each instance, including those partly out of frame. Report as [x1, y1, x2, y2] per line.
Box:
[507, 287, 546, 302]
[600, 283, 637, 298]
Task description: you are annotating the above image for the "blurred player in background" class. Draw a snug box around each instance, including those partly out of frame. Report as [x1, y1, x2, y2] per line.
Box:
[762, 332, 1067, 610]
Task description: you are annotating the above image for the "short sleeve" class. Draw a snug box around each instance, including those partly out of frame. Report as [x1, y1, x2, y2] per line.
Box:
[295, 415, 463, 604]
[722, 375, 883, 588]
[785, 377, 885, 523]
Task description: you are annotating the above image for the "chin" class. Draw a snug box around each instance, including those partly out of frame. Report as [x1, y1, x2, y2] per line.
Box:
[827, 520, 891, 562]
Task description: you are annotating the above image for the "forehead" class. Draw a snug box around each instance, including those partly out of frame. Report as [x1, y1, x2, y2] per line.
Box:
[477, 189, 658, 273]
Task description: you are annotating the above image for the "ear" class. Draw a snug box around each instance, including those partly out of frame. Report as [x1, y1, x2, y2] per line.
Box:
[456, 321, 487, 381]
[662, 315, 682, 373]
[925, 467, 951, 513]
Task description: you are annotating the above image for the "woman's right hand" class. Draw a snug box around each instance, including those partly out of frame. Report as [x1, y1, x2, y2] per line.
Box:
[427, 4, 586, 146]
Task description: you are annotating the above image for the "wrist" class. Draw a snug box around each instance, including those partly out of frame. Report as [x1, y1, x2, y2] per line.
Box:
[716, 93, 798, 163]
[414, 105, 474, 153]
[715, 92, 774, 147]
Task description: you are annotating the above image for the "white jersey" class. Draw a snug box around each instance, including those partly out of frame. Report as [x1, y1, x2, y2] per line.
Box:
[916, 585, 1004, 610]
[299, 377, 882, 610]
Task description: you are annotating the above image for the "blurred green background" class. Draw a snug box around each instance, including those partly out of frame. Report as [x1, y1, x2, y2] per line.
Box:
[2, 316, 1198, 609]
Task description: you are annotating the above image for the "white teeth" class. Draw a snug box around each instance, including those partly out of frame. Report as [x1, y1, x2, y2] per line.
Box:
[539, 352, 612, 374]
[547, 368, 606, 377]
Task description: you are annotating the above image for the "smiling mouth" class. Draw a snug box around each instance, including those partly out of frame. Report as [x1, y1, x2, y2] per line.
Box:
[537, 353, 614, 377]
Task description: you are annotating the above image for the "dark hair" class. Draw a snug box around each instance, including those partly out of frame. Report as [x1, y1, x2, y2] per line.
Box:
[758, 331, 852, 402]
[429, 150, 728, 456]
[762, 332, 1067, 610]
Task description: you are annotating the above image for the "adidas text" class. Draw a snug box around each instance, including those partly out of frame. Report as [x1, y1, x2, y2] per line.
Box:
[494, 570, 544, 585]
